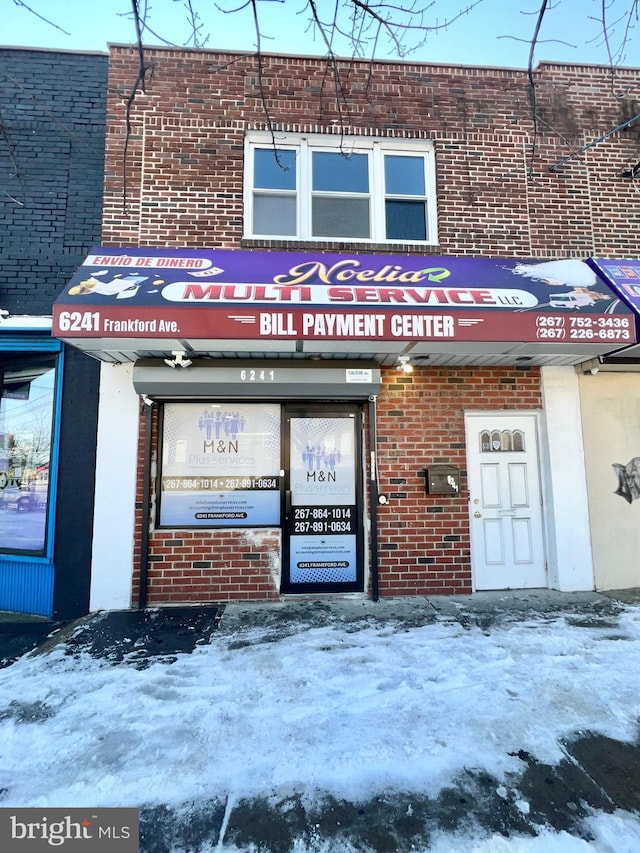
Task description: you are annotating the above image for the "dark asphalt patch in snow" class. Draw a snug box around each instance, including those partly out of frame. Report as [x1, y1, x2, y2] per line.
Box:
[0, 699, 55, 724]
[563, 731, 640, 814]
[0, 620, 65, 669]
[137, 729, 640, 852]
[61, 606, 223, 668]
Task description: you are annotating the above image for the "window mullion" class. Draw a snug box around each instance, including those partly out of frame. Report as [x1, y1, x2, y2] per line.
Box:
[244, 138, 256, 238]
[371, 145, 385, 243]
[426, 152, 437, 242]
[300, 139, 311, 239]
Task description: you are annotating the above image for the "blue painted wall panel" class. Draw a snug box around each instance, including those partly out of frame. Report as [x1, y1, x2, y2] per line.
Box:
[0, 560, 55, 617]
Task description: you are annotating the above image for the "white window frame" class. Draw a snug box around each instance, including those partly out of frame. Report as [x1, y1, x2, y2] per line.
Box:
[244, 132, 438, 245]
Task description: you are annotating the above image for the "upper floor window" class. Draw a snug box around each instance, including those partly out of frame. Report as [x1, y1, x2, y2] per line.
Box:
[244, 133, 437, 245]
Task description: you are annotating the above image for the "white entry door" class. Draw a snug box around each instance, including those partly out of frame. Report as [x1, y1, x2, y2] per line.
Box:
[465, 413, 546, 590]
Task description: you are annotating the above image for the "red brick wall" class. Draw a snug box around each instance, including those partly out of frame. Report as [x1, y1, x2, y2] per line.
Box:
[375, 366, 542, 596]
[103, 47, 640, 258]
[144, 529, 280, 604]
[105, 47, 626, 602]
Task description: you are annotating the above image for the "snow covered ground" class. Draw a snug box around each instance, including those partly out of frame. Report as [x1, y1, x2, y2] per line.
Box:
[0, 601, 639, 851]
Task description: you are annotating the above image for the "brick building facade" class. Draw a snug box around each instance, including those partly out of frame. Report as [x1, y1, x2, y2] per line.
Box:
[0, 48, 107, 617]
[100, 49, 640, 255]
[55, 46, 640, 608]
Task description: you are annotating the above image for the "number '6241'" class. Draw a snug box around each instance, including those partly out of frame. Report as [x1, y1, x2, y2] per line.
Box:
[57, 311, 100, 332]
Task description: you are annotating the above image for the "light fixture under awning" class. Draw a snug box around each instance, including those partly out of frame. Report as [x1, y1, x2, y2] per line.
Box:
[133, 359, 381, 400]
[53, 247, 638, 365]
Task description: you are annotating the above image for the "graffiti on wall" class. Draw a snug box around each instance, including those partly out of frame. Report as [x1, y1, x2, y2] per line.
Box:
[612, 457, 640, 503]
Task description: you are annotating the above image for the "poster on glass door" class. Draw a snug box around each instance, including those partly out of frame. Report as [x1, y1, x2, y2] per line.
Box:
[289, 416, 357, 583]
[160, 403, 281, 527]
[289, 417, 355, 505]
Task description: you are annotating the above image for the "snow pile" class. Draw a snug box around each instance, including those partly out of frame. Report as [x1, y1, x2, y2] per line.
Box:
[0, 608, 639, 849]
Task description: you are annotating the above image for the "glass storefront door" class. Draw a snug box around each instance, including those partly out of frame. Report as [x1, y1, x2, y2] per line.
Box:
[282, 405, 364, 593]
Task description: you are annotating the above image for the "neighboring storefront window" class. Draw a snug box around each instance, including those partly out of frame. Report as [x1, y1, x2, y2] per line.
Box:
[159, 403, 281, 527]
[0, 354, 57, 555]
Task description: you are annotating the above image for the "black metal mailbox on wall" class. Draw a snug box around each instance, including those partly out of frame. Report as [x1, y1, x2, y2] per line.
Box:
[421, 466, 460, 496]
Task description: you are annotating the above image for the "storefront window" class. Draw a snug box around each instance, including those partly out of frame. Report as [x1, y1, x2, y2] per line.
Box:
[0, 355, 57, 555]
[159, 402, 282, 528]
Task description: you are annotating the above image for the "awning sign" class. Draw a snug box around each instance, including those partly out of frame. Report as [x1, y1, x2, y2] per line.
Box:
[53, 248, 636, 345]
[588, 259, 640, 317]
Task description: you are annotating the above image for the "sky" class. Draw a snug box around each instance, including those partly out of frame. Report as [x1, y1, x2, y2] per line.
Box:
[2, 0, 638, 69]
[1, 604, 640, 850]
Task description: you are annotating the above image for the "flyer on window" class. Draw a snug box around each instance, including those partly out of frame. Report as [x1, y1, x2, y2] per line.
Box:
[160, 403, 281, 527]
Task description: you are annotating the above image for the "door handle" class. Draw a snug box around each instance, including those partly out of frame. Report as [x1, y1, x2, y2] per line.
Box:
[285, 490, 292, 514]
[474, 511, 481, 518]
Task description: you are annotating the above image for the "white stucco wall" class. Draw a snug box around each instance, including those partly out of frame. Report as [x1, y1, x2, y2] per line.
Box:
[89, 363, 140, 610]
[579, 372, 640, 590]
[540, 366, 594, 591]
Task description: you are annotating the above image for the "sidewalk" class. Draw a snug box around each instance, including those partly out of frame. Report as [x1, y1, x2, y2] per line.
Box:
[2, 588, 632, 668]
[215, 587, 640, 640]
[0, 589, 639, 852]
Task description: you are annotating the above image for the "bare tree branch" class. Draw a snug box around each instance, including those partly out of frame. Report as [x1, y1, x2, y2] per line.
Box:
[175, 0, 210, 47]
[132, 0, 150, 94]
[10, 0, 71, 35]
[549, 110, 640, 172]
[349, 0, 486, 56]
[593, 0, 640, 96]
[122, 0, 154, 214]
[0, 106, 26, 206]
[525, 0, 549, 180]
[348, 0, 407, 54]
[308, 0, 354, 133]
[496, 34, 576, 48]
[249, 0, 290, 168]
